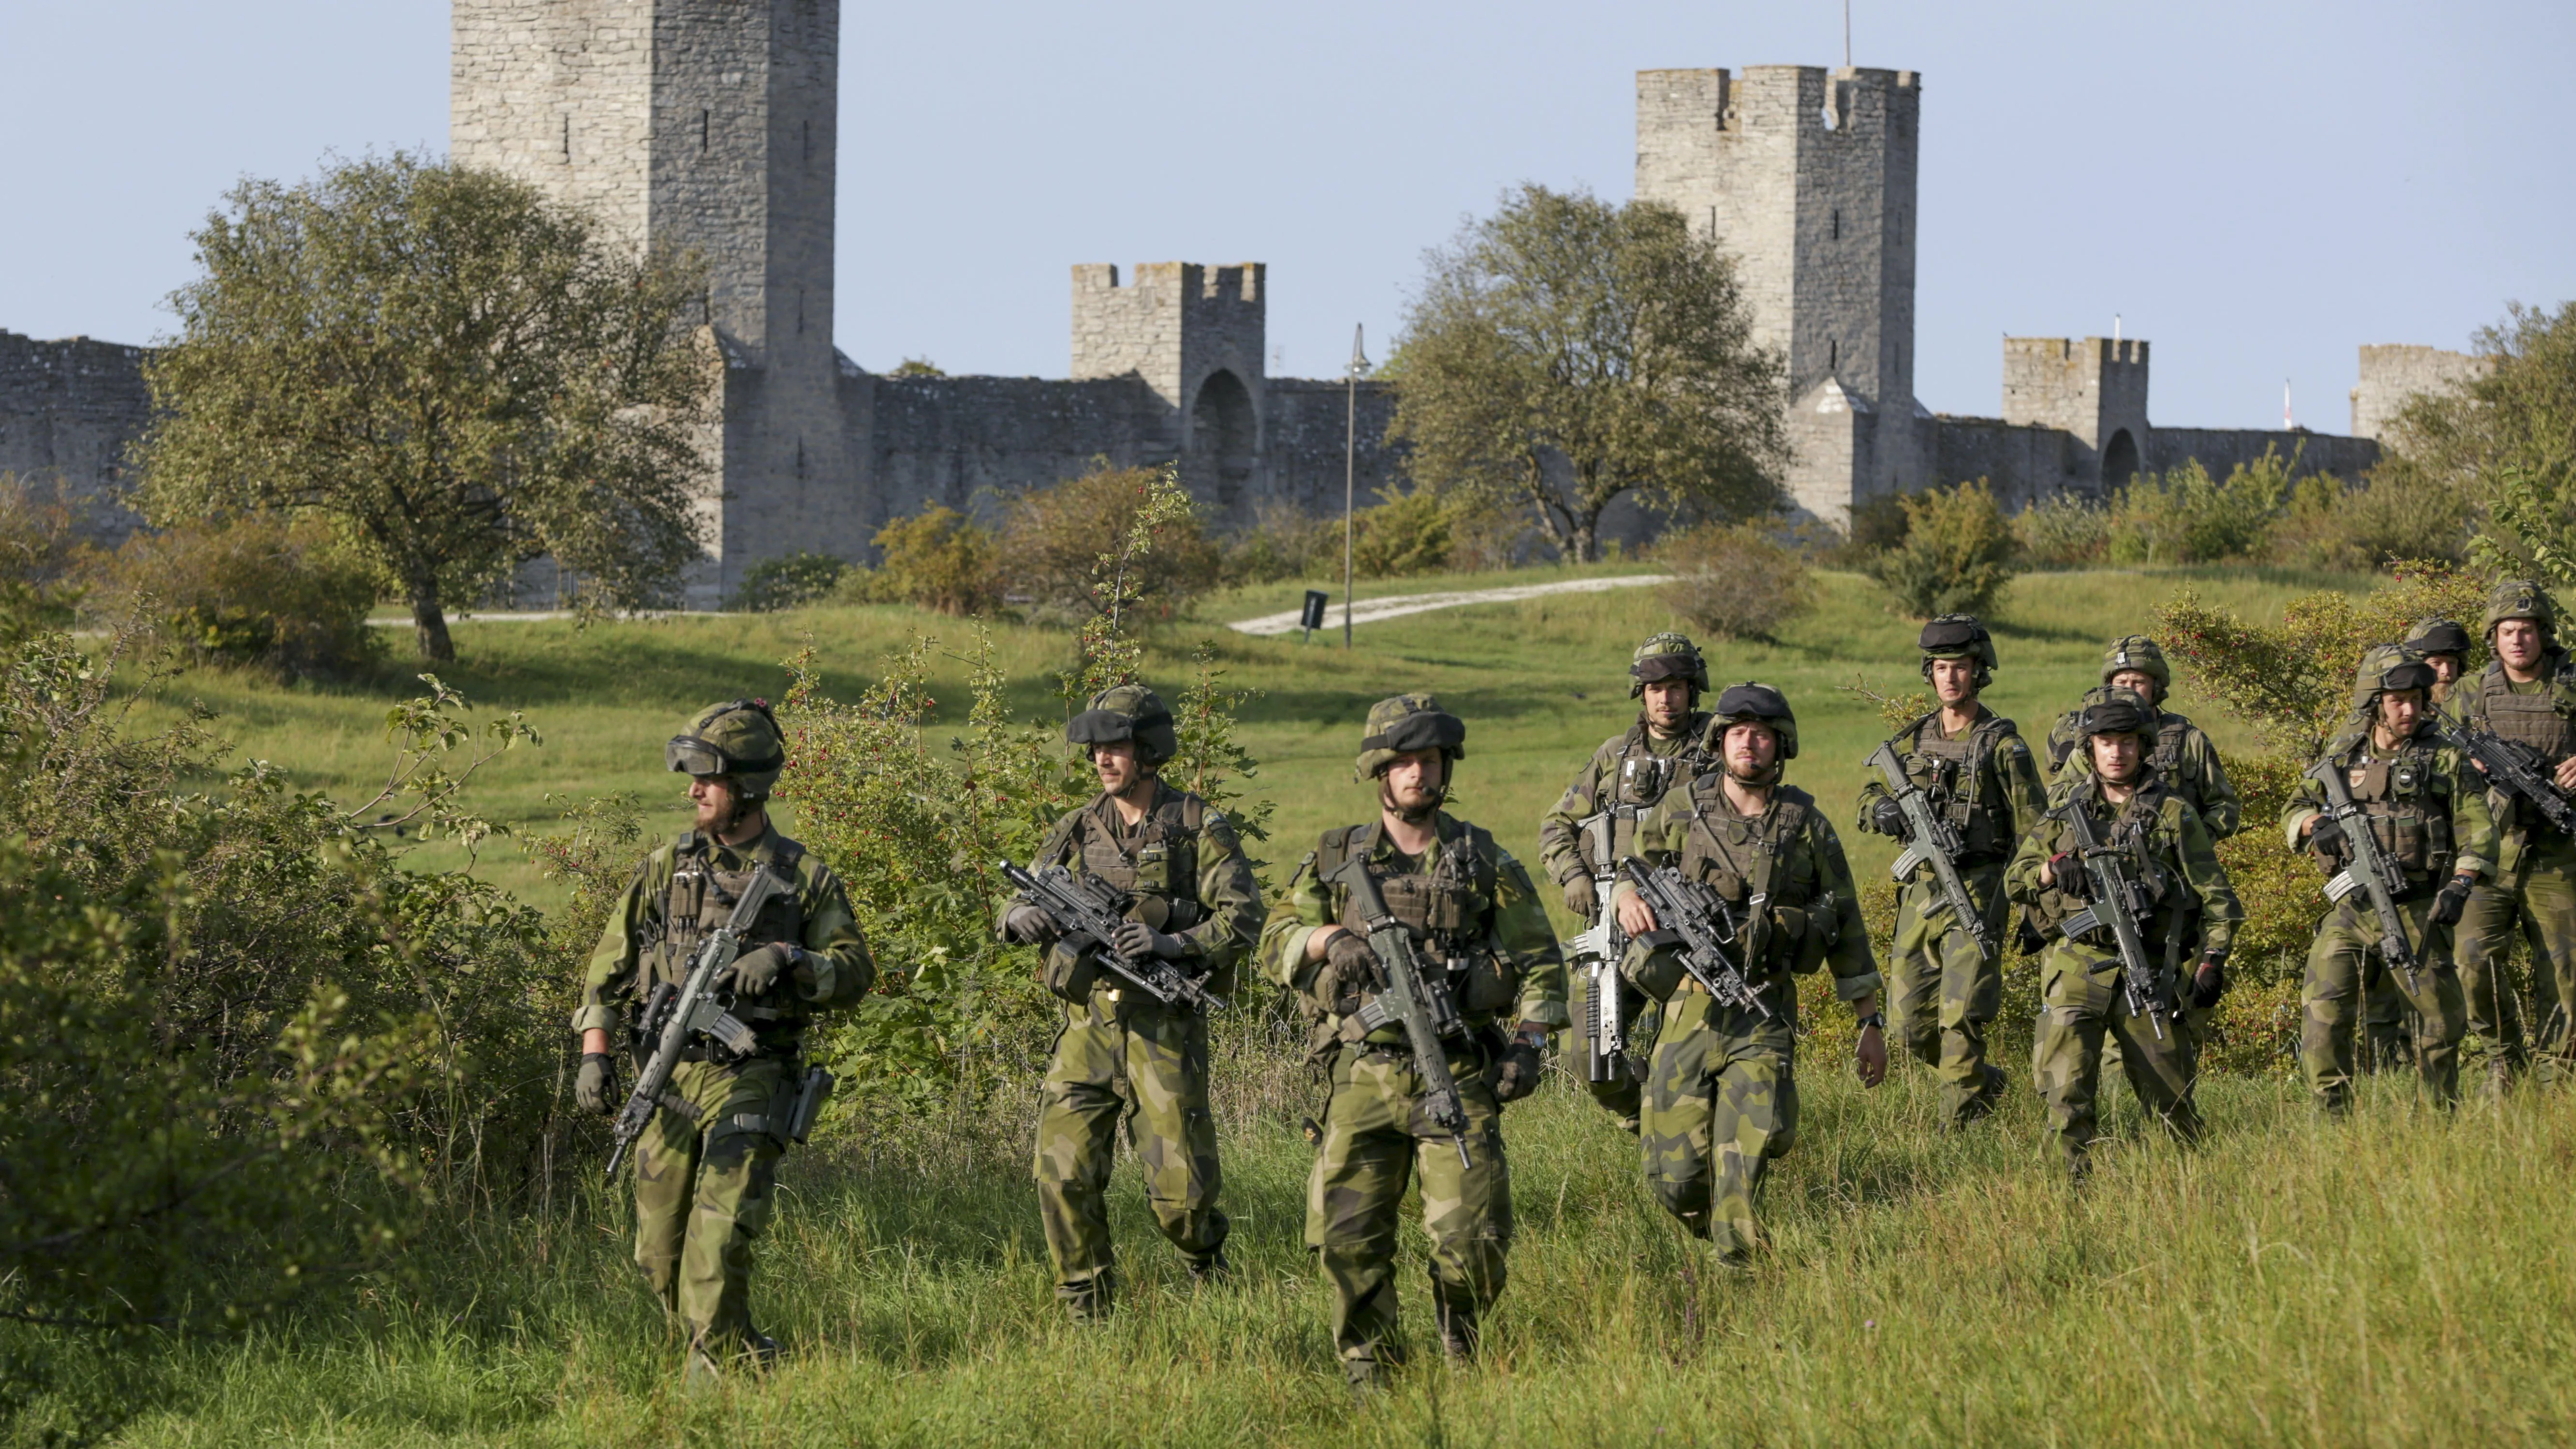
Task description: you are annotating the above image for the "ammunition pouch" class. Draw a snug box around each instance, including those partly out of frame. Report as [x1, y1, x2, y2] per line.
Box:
[1041, 934, 1103, 1003]
[1620, 931, 1689, 1003]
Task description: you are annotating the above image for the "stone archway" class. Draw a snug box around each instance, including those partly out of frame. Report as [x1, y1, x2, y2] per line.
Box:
[1188, 369, 1257, 516]
[2100, 428, 2140, 490]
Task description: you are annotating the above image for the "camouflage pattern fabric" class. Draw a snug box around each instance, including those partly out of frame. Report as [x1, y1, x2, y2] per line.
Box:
[2453, 834, 2576, 1093]
[1639, 992, 1797, 1262]
[632, 1056, 790, 1357]
[2044, 691, 2243, 839]
[1034, 999, 1226, 1315]
[2300, 893, 2469, 1112]
[2027, 950, 2199, 1178]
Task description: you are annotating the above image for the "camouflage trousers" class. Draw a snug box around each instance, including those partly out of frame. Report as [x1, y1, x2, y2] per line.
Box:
[2453, 833, 2576, 1092]
[2031, 948, 2198, 1179]
[1305, 1039, 1511, 1374]
[1033, 993, 1227, 1311]
[633, 1055, 791, 1356]
[2301, 892, 2467, 1114]
[1888, 864, 2010, 1125]
[1640, 983, 1797, 1263]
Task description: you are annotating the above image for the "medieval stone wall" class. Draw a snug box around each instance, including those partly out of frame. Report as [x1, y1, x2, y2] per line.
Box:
[2349, 343, 2486, 443]
[0, 331, 153, 538]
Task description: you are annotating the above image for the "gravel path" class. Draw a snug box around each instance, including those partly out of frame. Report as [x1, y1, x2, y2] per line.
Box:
[1227, 574, 1673, 636]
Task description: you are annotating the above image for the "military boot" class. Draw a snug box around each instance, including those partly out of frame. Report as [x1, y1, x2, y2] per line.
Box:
[1185, 1250, 1231, 1288]
[1060, 1271, 1113, 1326]
[1434, 1302, 1479, 1362]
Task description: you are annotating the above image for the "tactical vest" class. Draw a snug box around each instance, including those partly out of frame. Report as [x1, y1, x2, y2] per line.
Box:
[1313, 820, 1518, 1018]
[1587, 718, 1708, 870]
[1037, 788, 1211, 931]
[1899, 709, 2019, 863]
[640, 831, 808, 1054]
[2473, 661, 2576, 834]
[2025, 780, 2195, 955]
[1672, 777, 1836, 976]
[2322, 730, 2455, 880]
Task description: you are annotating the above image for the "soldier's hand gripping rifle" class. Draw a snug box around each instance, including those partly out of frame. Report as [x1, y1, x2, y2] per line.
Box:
[2053, 795, 2172, 1040]
[999, 861, 1228, 1012]
[605, 865, 786, 1177]
[1568, 812, 1629, 1083]
[1327, 857, 1475, 1169]
[1867, 741, 1996, 962]
[1617, 858, 1772, 1020]
[2305, 758, 2422, 994]
[2430, 708, 2576, 836]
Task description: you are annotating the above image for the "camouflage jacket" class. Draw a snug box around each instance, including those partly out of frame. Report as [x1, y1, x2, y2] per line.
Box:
[2462, 654, 2576, 840]
[1260, 811, 1569, 1035]
[2007, 773, 2243, 967]
[1535, 712, 1713, 890]
[2044, 689, 2242, 839]
[1856, 703, 2048, 874]
[1002, 783, 1264, 1000]
[577, 825, 875, 1054]
[2280, 724, 2496, 886]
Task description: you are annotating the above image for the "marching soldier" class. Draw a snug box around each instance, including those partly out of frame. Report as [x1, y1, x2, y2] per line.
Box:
[2043, 635, 2242, 840]
[1857, 615, 2048, 1127]
[2008, 696, 2240, 1180]
[2406, 616, 2474, 705]
[997, 685, 1263, 1323]
[1614, 684, 1887, 1265]
[1261, 695, 1566, 1392]
[1537, 632, 1714, 1128]
[2282, 646, 2491, 1114]
[575, 699, 875, 1385]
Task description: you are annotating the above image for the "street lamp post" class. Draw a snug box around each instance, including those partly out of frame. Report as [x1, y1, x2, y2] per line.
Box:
[1344, 323, 1368, 649]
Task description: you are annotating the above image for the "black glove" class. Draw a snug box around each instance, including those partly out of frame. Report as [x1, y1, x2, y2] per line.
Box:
[1003, 903, 1059, 944]
[1489, 1031, 1545, 1102]
[2190, 955, 2228, 1010]
[2049, 852, 2090, 900]
[722, 942, 796, 996]
[1112, 921, 1189, 960]
[2432, 875, 2474, 927]
[1562, 875, 1599, 920]
[2307, 816, 2346, 857]
[575, 1052, 617, 1117]
[1870, 797, 1909, 838]
[1313, 929, 1382, 1012]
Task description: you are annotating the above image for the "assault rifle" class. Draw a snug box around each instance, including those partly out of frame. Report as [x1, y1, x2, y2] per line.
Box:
[1866, 741, 1997, 962]
[2053, 791, 2171, 1040]
[606, 865, 785, 1177]
[2305, 757, 2421, 993]
[1000, 862, 1228, 1012]
[1568, 812, 1629, 1084]
[1328, 857, 1475, 1169]
[2430, 708, 2576, 836]
[1617, 858, 1772, 1020]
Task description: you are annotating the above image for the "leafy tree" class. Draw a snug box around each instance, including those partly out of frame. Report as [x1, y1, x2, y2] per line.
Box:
[2380, 301, 2576, 585]
[1866, 479, 2020, 618]
[1389, 185, 1787, 562]
[136, 152, 713, 662]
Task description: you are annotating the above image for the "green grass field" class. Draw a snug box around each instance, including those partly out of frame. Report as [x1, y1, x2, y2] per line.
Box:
[49, 560, 2568, 1447]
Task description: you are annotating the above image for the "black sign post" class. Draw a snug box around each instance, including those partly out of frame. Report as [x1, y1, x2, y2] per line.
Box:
[1299, 589, 1330, 644]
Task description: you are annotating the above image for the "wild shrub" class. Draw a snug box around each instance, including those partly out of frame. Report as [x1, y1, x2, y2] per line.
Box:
[1220, 500, 1337, 586]
[1656, 521, 1814, 640]
[866, 505, 999, 615]
[2108, 449, 2297, 565]
[999, 463, 1219, 621]
[1866, 479, 2020, 618]
[2013, 491, 2110, 569]
[2267, 471, 2472, 573]
[728, 550, 848, 612]
[83, 513, 382, 681]
[1351, 487, 1455, 577]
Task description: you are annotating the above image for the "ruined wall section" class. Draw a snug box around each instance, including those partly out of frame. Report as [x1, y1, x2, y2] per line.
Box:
[2350, 343, 2487, 444]
[0, 331, 154, 538]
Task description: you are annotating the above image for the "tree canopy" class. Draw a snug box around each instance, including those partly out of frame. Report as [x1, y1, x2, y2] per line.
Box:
[137, 153, 713, 660]
[1387, 185, 1787, 562]
[2381, 301, 2576, 588]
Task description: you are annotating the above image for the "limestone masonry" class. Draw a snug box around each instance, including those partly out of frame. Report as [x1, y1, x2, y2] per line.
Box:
[0, 6, 2491, 596]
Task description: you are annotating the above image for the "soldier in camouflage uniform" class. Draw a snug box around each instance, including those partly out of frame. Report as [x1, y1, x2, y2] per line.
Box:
[997, 685, 1263, 1323]
[2406, 616, 2473, 705]
[1536, 632, 1714, 1128]
[2009, 696, 2241, 1180]
[575, 700, 876, 1385]
[2449, 584, 2576, 1093]
[1260, 695, 1567, 1390]
[2042, 636, 2241, 839]
[1856, 615, 2049, 1126]
[1613, 684, 1887, 1264]
[2282, 646, 2492, 1114]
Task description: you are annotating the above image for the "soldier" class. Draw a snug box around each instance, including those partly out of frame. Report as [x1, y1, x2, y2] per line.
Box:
[2042, 635, 2242, 840]
[1260, 695, 1566, 1392]
[2450, 584, 2576, 1093]
[1613, 683, 1888, 1264]
[2282, 646, 2491, 1114]
[574, 699, 875, 1385]
[2008, 696, 2241, 1181]
[1537, 632, 1714, 1128]
[1856, 615, 2048, 1126]
[997, 685, 1262, 1323]
[2407, 616, 2474, 705]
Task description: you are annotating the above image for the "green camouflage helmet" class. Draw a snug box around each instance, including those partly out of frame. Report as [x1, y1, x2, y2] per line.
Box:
[1066, 683, 1177, 766]
[666, 698, 787, 799]
[2349, 644, 2439, 713]
[2404, 616, 2473, 660]
[1707, 680, 1798, 760]
[1354, 693, 1466, 780]
[1628, 631, 1709, 699]
[2100, 634, 2171, 698]
[1917, 613, 1998, 687]
[2482, 579, 2557, 643]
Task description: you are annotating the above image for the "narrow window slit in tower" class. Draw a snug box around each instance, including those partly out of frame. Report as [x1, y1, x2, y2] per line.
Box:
[701, 109, 710, 152]
[1832, 208, 1841, 241]
[1830, 338, 1838, 370]
[561, 115, 570, 161]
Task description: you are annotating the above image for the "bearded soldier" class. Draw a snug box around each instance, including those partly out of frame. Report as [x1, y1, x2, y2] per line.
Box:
[2009, 696, 2241, 1180]
[2283, 646, 2491, 1114]
[2043, 635, 2241, 840]
[2406, 616, 2474, 705]
[1613, 684, 1887, 1265]
[575, 700, 875, 1385]
[2451, 583, 2576, 1093]
[997, 685, 1262, 1323]
[1261, 695, 1566, 1392]
[1537, 632, 1714, 1128]
[1856, 615, 2049, 1126]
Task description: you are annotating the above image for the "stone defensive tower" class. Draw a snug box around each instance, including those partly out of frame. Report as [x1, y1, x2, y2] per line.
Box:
[1636, 65, 1923, 522]
[450, 0, 856, 603]
[1069, 263, 1267, 523]
[2002, 337, 2151, 487]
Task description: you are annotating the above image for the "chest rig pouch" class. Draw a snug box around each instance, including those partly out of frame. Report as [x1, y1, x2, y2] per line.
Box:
[2478, 665, 2576, 833]
[1680, 780, 1828, 975]
[1319, 822, 1516, 1018]
[1902, 713, 2009, 863]
[2339, 739, 2451, 878]
[1049, 793, 1208, 932]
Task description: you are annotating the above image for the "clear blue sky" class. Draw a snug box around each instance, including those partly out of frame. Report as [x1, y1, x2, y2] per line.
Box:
[3, 1, 2566, 432]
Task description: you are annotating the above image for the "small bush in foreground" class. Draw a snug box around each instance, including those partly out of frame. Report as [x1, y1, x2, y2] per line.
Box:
[1656, 521, 1813, 640]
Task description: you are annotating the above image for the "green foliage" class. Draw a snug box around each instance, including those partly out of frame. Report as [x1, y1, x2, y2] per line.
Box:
[1655, 521, 1814, 640]
[1167, 644, 1275, 857]
[859, 506, 1001, 616]
[2472, 463, 2576, 592]
[1349, 487, 1455, 577]
[1865, 479, 2020, 618]
[1390, 184, 1788, 562]
[2011, 491, 2110, 570]
[2385, 300, 2576, 505]
[2273, 470, 2474, 572]
[889, 357, 946, 378]
[83, 513, 383, 680]
[135, 152, 713, 661]
[2108, 449, 2298, 565]
[727, 551, 849, 613]
[998, 464, 1217, 634]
